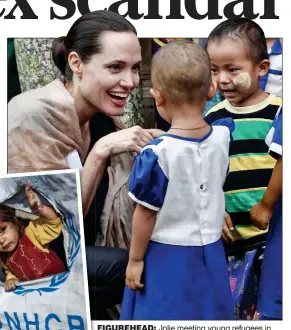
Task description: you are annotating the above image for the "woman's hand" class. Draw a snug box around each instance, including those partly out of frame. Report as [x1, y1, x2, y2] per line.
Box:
[4, 278, 19, 291]
[81, 126, 165, 218]
[146, 128, 165, 139]
[93, 126, 164, 158]
[125, 259, 144, 290]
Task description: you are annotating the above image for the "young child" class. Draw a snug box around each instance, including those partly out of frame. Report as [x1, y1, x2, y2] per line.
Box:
[0, 184, 66, 291]
[204, 18, 282, 319]
[250, 108, 282, 320]
[120, 41, 235, 320]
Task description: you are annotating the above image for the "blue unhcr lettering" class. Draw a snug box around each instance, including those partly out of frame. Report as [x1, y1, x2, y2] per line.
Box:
[1, 312, 84, 329]
[45, 313, 61, 330]
[23, 313, 39, 330]
[4, 312, 21, 330]
[67, 315, 85, 330]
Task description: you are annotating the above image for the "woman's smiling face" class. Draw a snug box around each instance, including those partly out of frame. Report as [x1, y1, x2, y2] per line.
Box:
[78, 31, 142, 116]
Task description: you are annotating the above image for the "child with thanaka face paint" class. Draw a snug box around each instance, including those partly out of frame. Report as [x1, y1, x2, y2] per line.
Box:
[205, 18, 282, 319]
[0, 184, 66, 291]
[121, 41, 235, 320]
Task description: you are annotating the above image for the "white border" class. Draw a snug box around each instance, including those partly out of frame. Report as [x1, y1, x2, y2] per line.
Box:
[0, 169, 92, 330]
[74, 169, 92, 330]
[1, 35, 7, 176]
[2, 0, 289, 327]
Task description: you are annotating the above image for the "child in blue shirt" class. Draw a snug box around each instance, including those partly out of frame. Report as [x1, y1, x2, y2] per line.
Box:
[121, 41, 235, 320]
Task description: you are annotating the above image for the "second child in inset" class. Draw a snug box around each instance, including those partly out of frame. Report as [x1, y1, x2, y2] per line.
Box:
[121, 41, 235, 320]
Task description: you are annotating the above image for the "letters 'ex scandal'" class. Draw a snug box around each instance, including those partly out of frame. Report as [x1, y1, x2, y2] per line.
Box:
[0, 0, 279, 20]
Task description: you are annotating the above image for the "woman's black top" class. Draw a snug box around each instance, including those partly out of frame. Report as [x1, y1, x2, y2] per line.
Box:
[84, 113, 116, 245]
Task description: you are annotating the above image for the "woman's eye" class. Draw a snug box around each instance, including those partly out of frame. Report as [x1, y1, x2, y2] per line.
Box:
[229, 68, 239, 73]
[108, 64, 122, 71]
[132, 65, 140, 73]
[211, 68, 218, 73]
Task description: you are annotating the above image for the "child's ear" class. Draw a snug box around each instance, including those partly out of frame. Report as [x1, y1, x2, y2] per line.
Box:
[206, 81, 217, 101]
[150, 88, 165, 107]
[258, 59, 270, 77]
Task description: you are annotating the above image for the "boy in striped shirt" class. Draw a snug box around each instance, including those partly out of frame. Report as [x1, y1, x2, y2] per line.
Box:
[205, 18, 282, 319]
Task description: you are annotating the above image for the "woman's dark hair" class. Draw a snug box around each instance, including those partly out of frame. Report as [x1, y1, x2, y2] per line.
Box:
[206, 18, 268, 64]
[52, 10, 137, 80]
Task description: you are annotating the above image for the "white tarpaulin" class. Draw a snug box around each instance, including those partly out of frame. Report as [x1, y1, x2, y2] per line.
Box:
[0, 171, 90, 330]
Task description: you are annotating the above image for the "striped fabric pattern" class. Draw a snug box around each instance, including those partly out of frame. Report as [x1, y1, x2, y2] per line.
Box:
[205, 95, 282, 243]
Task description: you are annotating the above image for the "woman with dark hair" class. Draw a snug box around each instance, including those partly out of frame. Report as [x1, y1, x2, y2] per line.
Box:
[8, 10, 161, 319]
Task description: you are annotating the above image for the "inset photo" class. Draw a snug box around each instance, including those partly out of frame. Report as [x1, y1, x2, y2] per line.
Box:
[0, 170, 90, 329]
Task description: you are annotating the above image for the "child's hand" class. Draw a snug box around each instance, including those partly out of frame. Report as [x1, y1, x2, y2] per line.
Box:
[222, 212, 235, 244]
[250, 201, 273, 230]
[25, 184, 41, 212]
[126, 260, 144, 290]
[4, 278, 19, 291]
[26, 184, 58, 220]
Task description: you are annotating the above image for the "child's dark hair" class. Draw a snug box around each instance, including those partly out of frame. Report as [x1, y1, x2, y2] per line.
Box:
[52, 10, 137, 81]
[0, 205, 25, 234]
[0, 205, 24, 263]
[206, 18, 268, 64]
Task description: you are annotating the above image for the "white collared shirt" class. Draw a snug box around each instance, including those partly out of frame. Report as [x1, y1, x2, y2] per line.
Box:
[129, 119, 234, 246]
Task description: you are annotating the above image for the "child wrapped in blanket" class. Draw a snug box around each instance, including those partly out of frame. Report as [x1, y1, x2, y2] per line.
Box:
[0, 184, 66, 291]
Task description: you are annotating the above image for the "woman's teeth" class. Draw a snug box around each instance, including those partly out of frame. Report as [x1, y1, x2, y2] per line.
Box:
[108, 92, 128, 100]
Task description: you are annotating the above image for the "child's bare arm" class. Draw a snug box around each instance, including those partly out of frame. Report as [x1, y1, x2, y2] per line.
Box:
[126, 204, 157, 290]
[260, 157, 282, 209]
[250, 157, 282, 230]
[25, 184, 58, 220]
[130, 204, 157, 261]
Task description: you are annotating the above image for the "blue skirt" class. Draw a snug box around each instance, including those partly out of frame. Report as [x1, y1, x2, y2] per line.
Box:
[120, 239, 234, 320]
